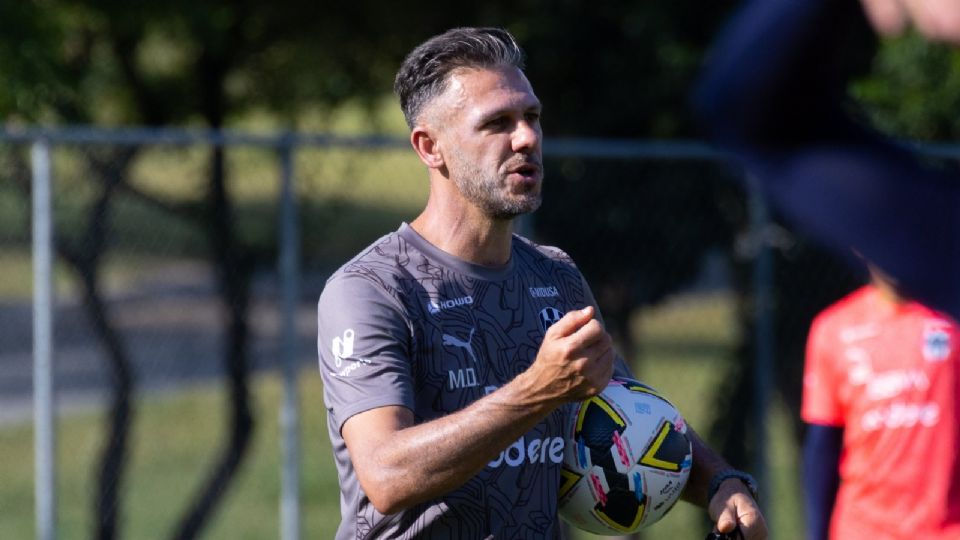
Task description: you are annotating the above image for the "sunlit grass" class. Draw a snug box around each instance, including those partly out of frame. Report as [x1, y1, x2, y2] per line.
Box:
[0, 372, 340, 540]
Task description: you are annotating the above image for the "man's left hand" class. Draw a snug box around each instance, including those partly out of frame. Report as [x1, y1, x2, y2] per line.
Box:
[707, 479, 768, 540]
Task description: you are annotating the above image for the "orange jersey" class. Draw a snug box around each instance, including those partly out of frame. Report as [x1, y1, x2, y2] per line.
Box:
[802, 286, 960, 540]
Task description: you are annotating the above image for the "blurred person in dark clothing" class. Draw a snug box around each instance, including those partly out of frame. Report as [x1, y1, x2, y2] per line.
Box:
[693, 0, 960, 322]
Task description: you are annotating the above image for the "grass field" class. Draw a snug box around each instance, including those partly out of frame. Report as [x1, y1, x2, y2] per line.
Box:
[0, 292, 805, 540]
[0, 372, 341, 540]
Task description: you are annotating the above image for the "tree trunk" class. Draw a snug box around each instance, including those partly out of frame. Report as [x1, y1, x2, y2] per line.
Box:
[170, 143, 255, 540]
[59, 149, 138, 540]
[81, 268, 134, 540]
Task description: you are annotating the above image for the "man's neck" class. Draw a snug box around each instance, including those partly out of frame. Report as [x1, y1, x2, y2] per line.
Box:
[409, 207, 515, 267]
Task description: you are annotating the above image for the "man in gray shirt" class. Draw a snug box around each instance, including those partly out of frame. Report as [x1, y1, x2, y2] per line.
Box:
[317, 27, 767, 540]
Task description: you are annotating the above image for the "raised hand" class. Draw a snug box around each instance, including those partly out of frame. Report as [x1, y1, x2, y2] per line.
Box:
[526, 306, 615, 404]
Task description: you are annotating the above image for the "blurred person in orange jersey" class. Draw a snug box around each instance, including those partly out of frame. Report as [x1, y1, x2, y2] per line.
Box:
[801, 262, 960, 539]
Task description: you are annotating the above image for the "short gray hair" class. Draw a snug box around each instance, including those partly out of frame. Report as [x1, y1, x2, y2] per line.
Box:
[394, 27, 526, 129]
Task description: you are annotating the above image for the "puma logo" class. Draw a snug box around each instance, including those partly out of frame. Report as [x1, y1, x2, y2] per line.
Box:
[442, 328, 478, 363]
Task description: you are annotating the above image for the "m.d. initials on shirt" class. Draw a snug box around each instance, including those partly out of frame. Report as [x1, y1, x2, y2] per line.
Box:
[449, 367, 479, 389]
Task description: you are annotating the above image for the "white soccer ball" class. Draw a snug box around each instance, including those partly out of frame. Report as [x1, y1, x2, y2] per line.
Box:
[558, 376, 693, 535]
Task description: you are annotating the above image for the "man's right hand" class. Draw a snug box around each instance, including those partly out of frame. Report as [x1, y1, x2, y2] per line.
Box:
[524, 306, 615, 405]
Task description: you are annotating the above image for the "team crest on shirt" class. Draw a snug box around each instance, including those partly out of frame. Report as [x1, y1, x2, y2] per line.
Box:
[923, 322, 952, 362]
[539, 307, 563, 332]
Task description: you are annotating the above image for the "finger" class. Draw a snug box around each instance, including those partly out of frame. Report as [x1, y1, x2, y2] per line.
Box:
[737, 508, 767, 540]
[599, 348, 616, 380]
[578, 343, 615, 383]
[568, 320, 610, 352]
[545, 306, 595, 339]
[564, 318, 610, 354]
[715, 503, 739, 534]
[573, 334, 609, 362]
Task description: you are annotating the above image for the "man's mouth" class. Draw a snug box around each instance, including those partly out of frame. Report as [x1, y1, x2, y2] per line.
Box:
[508, 162, 541, 178]
[510, 164, 540, 176]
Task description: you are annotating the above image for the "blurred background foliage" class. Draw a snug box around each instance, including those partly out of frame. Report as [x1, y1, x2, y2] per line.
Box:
[2, 0, 959, 137]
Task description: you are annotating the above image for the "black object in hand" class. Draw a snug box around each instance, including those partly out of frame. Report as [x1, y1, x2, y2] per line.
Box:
[705, 529, 743, 540]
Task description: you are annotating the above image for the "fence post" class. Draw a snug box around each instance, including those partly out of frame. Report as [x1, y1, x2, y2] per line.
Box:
[748, 175, 774, 530]
[278, 133, 302, 540]
[32, 139, 56, 540]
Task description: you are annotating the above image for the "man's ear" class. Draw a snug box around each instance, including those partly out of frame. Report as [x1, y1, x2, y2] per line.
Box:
[411, 126, 445, 169]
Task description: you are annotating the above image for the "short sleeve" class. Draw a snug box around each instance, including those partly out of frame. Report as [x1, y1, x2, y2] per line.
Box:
[317, 273, 415, 433]
[800, 314, 845, 426]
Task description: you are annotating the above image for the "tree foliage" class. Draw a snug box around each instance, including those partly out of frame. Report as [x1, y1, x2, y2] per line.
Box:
[854, 34, 960, 140]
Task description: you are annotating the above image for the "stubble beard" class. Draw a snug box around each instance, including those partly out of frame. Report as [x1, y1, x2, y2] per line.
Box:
[450, 159, 543, 221]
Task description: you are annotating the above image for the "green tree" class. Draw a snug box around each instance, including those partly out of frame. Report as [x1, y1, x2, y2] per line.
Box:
[854, 34, 960, 140]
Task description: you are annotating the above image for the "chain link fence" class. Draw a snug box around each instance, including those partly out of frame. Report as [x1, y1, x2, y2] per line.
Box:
[0, 127, 871, 540]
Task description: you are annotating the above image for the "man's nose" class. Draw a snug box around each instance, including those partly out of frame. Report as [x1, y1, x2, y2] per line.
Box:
[512, 120, 541, 153]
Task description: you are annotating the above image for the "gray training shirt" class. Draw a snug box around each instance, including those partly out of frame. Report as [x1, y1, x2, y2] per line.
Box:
[317, 223, 629, 539]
